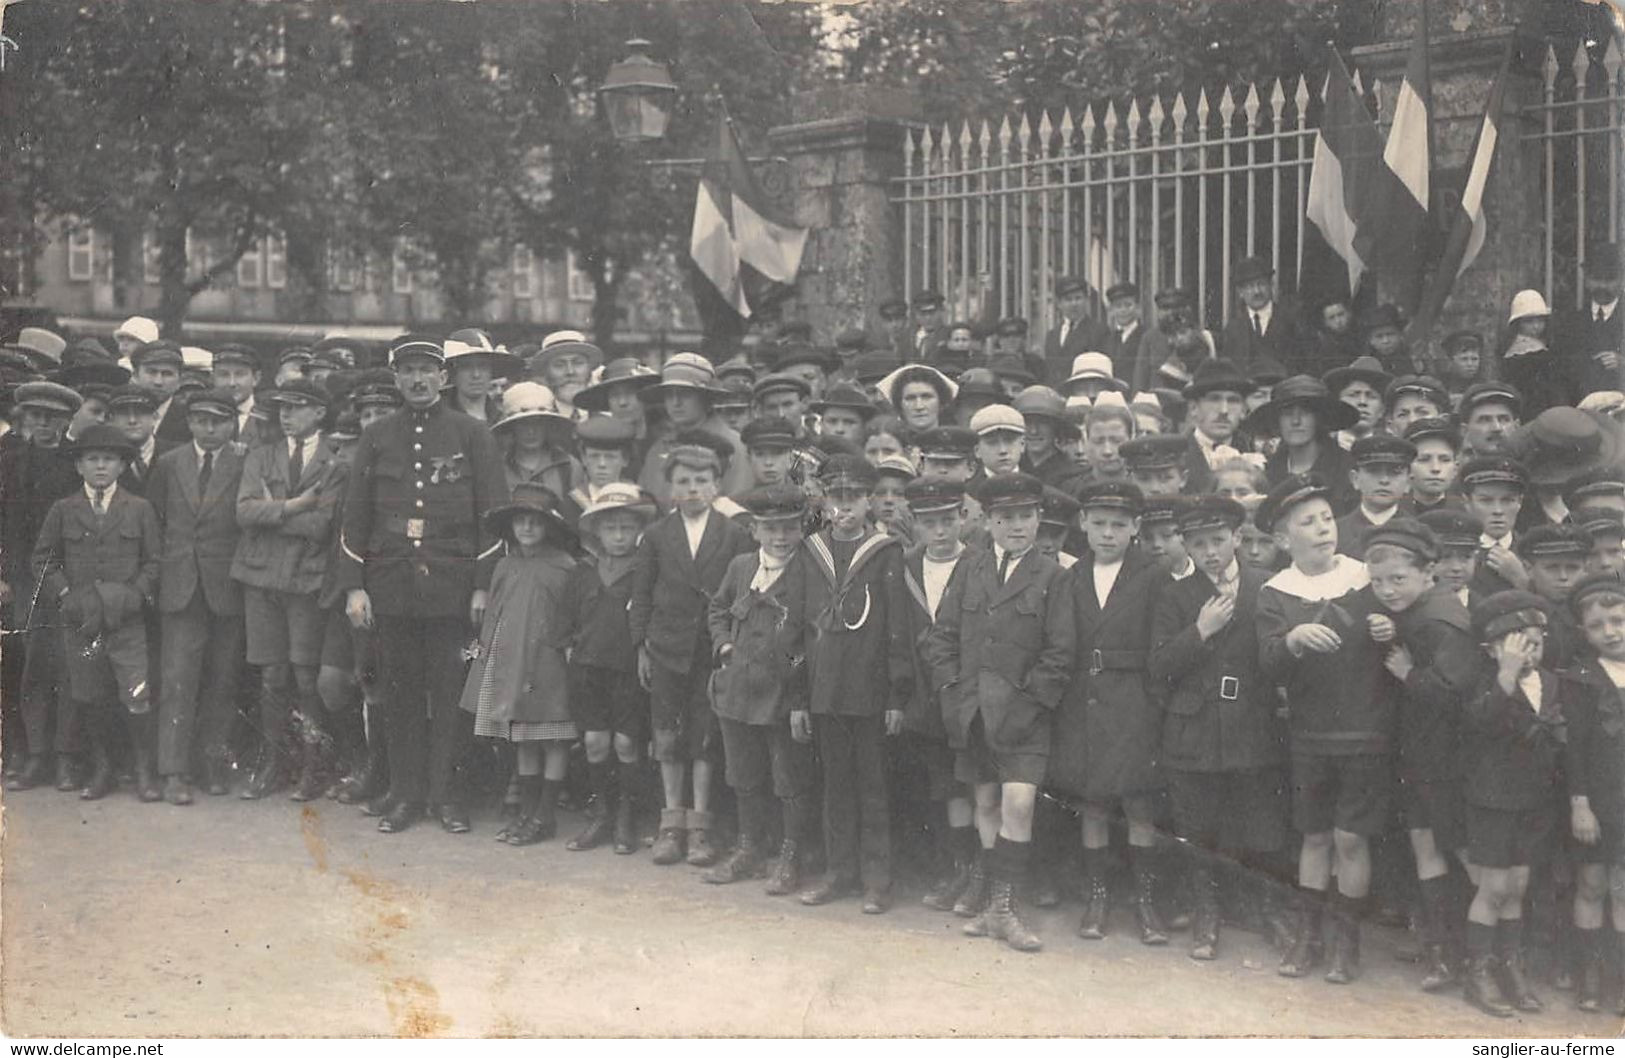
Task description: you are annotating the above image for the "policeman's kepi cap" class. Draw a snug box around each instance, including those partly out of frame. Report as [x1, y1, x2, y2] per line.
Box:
[389, 334, 446, 369]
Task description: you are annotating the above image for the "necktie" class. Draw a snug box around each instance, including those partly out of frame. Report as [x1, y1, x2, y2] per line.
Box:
[998, 551, 1012, 583]
[288, 439, 304, 487]
[198, 450, 213, 494]
[1252, 312, 1263, 336]
[1059, 320, 1070, 345]
[1599, 306, 1607, 323]
[92, 486, 107, 514]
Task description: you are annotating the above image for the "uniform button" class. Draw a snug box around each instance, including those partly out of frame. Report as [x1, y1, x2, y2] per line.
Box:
[414, 462, 422, 470]
[414, 426, 423, 434]
[413, 443, 422, 452]
[415, 499, 424, 508]
[413, 540, 422, 548]
[416, 481, 424, 489]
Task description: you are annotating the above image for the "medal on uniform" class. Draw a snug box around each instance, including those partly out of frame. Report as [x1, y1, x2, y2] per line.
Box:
[406, 518, 425, 540]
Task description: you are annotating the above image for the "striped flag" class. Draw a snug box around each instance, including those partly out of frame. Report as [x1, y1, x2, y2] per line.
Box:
[689, 114, 808, 320]
[1407, 48, 1512, 342]
[1305, 52, 1388, 295]
[1368, 18, 1433, 308]
[1382, 19, 1432, 219]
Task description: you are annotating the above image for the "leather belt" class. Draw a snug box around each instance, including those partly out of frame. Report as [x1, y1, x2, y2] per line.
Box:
[381, 514, 469, 541]
[1088, 648, 1147, 675]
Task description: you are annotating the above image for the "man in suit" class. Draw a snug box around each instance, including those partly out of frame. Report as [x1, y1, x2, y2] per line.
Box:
[149, 388, 247, 803]
[911, 290, 950, 362]
[211, 344, 273, 448]
[234, 379, 348, 801]
[1219, 256, 1306, 373]
[921, 472, 1076, 952]
[337, 335, 508, 834]
[879, 299, 913, 364]
[131, 340, 192, 445]
[629, 436, 753, 866]
[1557, 243, 1624, 397]
[1131, 289, 1219, 394]
[1043, 275, 1107, 387]
[1102, 282, 1144, 380]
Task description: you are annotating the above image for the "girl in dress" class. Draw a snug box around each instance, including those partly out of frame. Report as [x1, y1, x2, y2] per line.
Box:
[459, 481, 581, 845]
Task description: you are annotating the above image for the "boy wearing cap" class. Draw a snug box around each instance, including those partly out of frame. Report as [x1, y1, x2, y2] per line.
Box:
[131, 340, 189, 444]
[969, 404, 1026, 481]
[211, 346, 268, 447]
[922, 472, 1074, 951]
[233, 381, 348, 800]
[1014, 386, 1087, 494]
[1573, 506, 1625, 575]
[147, 389, 248, 803]
[1, 382, 88, 790]
[1256, 473, 1395, 983]
[1459, 591, 1565, 1016]
[630, 438, 752, 867]
[1385, 376, 1448, 438]
[1043, 276, 1105, 385]
[1364, 518, 1479, 992]
[31, 424, 162, 801]
[1461, 456, 1533, 598]
[1420, 508, 1487, 608]
[792, 454, 913, 913]
[1151, 495, 1289, 961]
[870, 454, 916, 544]
[898, 477, 981, 911]
[1401, 417, 1463, 518]
[1517, 524, 1593, 670]
[1052, 480, 1175, 945]
[1335, 435, 1416, 560]
[1139, 497, 1193, 579]
[739, 416, 800, 491]
[1562, 571, 1625, 1014]
[107, 385, 167, 494]
[703, 484, 815, 888]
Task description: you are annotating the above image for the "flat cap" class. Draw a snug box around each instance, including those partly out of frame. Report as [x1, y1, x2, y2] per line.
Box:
[752, 371, 812, 401]
[1472, 589, 1550, 641]
[1121, 434, 1189, 472]
[968, 403, 1025, 436]
[1256, 472, 1333, 529]
[905, 477, 966, 515]
[819, 452, 878, 492]
[1012, 385, 1067, 422]
[1417, 508, 1484, 549]
[1350, 434, 1418, 468]
[1364, 517, 1440, 562]
[1571, 570, 1625, 616]
[740, 483, 809, 523]
[1516, 523, 1592, 559]
[1177, 495, 1247, 534]
[12, 380, 82, 416]
[1077, 479, 1146, 515]
[976, 471, 1046, 512]
[740, 416, 799, 450]
[1459, 456, 1529, 492]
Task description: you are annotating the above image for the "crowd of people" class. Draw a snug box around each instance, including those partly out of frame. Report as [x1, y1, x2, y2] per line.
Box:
[4, 247, 1625, 1022]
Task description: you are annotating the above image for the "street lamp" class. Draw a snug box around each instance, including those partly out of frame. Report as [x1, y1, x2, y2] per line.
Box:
[599, 39, 678, 145]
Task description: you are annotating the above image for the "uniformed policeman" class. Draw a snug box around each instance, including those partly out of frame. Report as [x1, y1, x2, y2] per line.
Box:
[337, 334, 508, 834]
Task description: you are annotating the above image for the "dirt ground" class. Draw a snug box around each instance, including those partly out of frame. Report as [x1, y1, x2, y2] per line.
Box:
[0, 788, 1613, 1038]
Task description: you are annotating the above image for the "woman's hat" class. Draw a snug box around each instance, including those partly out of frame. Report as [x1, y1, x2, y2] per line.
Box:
[578, 481, 658, 538]
[444, 328, 523, 380]
[1507, 289, 1551, 324]
[1066, 352, 1125, 391]
[492, 381, 574, 431]
[641, 352, 728, 402]
[574, 357, 659, 413]
[1505, 406, 1624, 487]
[1241, 375, 1359, 437]
[530, 330, 604, 379]
[483, 481, 578, 546]
[876, 363, 958, 409]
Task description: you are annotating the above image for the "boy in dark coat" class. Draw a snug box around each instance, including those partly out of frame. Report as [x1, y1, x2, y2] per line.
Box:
[565, 482, 657, 855]
[1459, 591, 1566, 1017]
[1150, 495, 1288, 962]
[1335, 435, 1416, 560]
[922, 472, 1075, 952]
[629, 436, 752, 867]
[793, 454, 913, 913]
[704, 484, 813, 890]
[1364, 518, 1479, 992]
[1256, 473, 1395, 984]
[147, 389, 247, 803]
[1052, 480, 1173, 945]
[1563, 572, 1625, 1015]
[30, 424, 162, 801]
[1517, 524, 1592, 672]
[1461, 456, 1532, 598]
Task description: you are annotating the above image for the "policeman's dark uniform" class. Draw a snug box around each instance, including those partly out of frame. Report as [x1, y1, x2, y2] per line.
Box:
[337, 338, 507, 828]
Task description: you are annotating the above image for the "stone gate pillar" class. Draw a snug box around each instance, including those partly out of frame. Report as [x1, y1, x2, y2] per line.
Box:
[768, 85, 923, 346]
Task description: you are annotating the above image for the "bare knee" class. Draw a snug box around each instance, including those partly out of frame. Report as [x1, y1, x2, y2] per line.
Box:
[612, 733, 639, 762]
[582, 730, 612, 762]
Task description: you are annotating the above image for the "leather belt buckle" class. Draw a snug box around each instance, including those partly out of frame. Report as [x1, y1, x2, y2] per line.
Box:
[405, 518, 425, 540]
[1220, 675, 1239, 701]
[1089, 649, 1103, 676]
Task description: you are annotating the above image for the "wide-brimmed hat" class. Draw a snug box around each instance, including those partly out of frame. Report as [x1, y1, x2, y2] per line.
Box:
[1508, 289, 1551, 323]
[114, 316, 161, 346]
[809, 382, 876, 418]
[574, 357, 659, 413]
[1066, 352, 1127, 392]
[483, 481, 578, 547]
[493, 381, 573, 431]
[1506, 406, 1625, 487]
[1241, 375, 1359, 437]
[530, 330, 604, 379]
[444, 328, 523, 380]
[65, 422, 138, 461]
[1012, 385, 1067, 423]
[952, 367, 1002, 404]
[1323, 356, 1393, 398]
[578, 481, 658, 538]
[641, 352, 728, 402]
[17, 328, 65, 366]
[1233, 256, 1274, 286]
[52, 359, 130, 389]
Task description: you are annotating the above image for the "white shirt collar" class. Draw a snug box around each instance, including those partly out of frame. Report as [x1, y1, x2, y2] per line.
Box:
[84, 480, 118, 508]
[1252, 303, 1274, 330]
[193, 440, 216, 462]
[1593, 298, 1619, 320]
[1598, 656, 1625, 689]
[1360, 504, 1399, 526]
[1480, 531, 1514, 551]
[1207, 559, 1241, 591]
[992, 543, 1031, 580]
[138, 435, 155, 465]
[1092, 555, 1125, 601]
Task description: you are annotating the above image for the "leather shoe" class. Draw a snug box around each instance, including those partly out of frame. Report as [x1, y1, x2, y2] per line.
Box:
[80, 756, 115, 801]
[438, 803, 471, 834]
[55, 755, 80, 792]
[799, 877, 861, 906]
[163, 776, 194, 806]
[378, 801, 425, 833]
[203, 759, 232, 796]
[6, 755, 47, 791]
[363, 790, 394, 817]
[861, 889, 892, 915]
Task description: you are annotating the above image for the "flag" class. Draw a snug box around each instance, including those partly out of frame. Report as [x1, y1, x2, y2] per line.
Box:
[1407, 47, 1512, 343]
[689, 114, 808, 320]
[1382, 17, 1432, 218]
[1304, 52, 1388, 296]
[1366, 17, 1433, 310]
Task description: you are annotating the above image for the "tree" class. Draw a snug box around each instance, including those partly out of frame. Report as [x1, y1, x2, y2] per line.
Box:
[4, 1, 360, 336]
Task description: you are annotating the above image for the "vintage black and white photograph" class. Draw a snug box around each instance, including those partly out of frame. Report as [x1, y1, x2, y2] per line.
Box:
[1, 0, 1623, 1041]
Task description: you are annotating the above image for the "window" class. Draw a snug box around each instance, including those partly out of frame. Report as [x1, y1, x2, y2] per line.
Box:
[566, 249, 595, 302]
[391, 243, 413, 294]
[142, 232, 162, 285]
[265, 234, 287, 290]
[186, 229, 214, 282]
[67, 225, 95, 281]
[512, 245, 535, 298]
[327, 245, 358, 292]
[237, 239, 263, 288]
